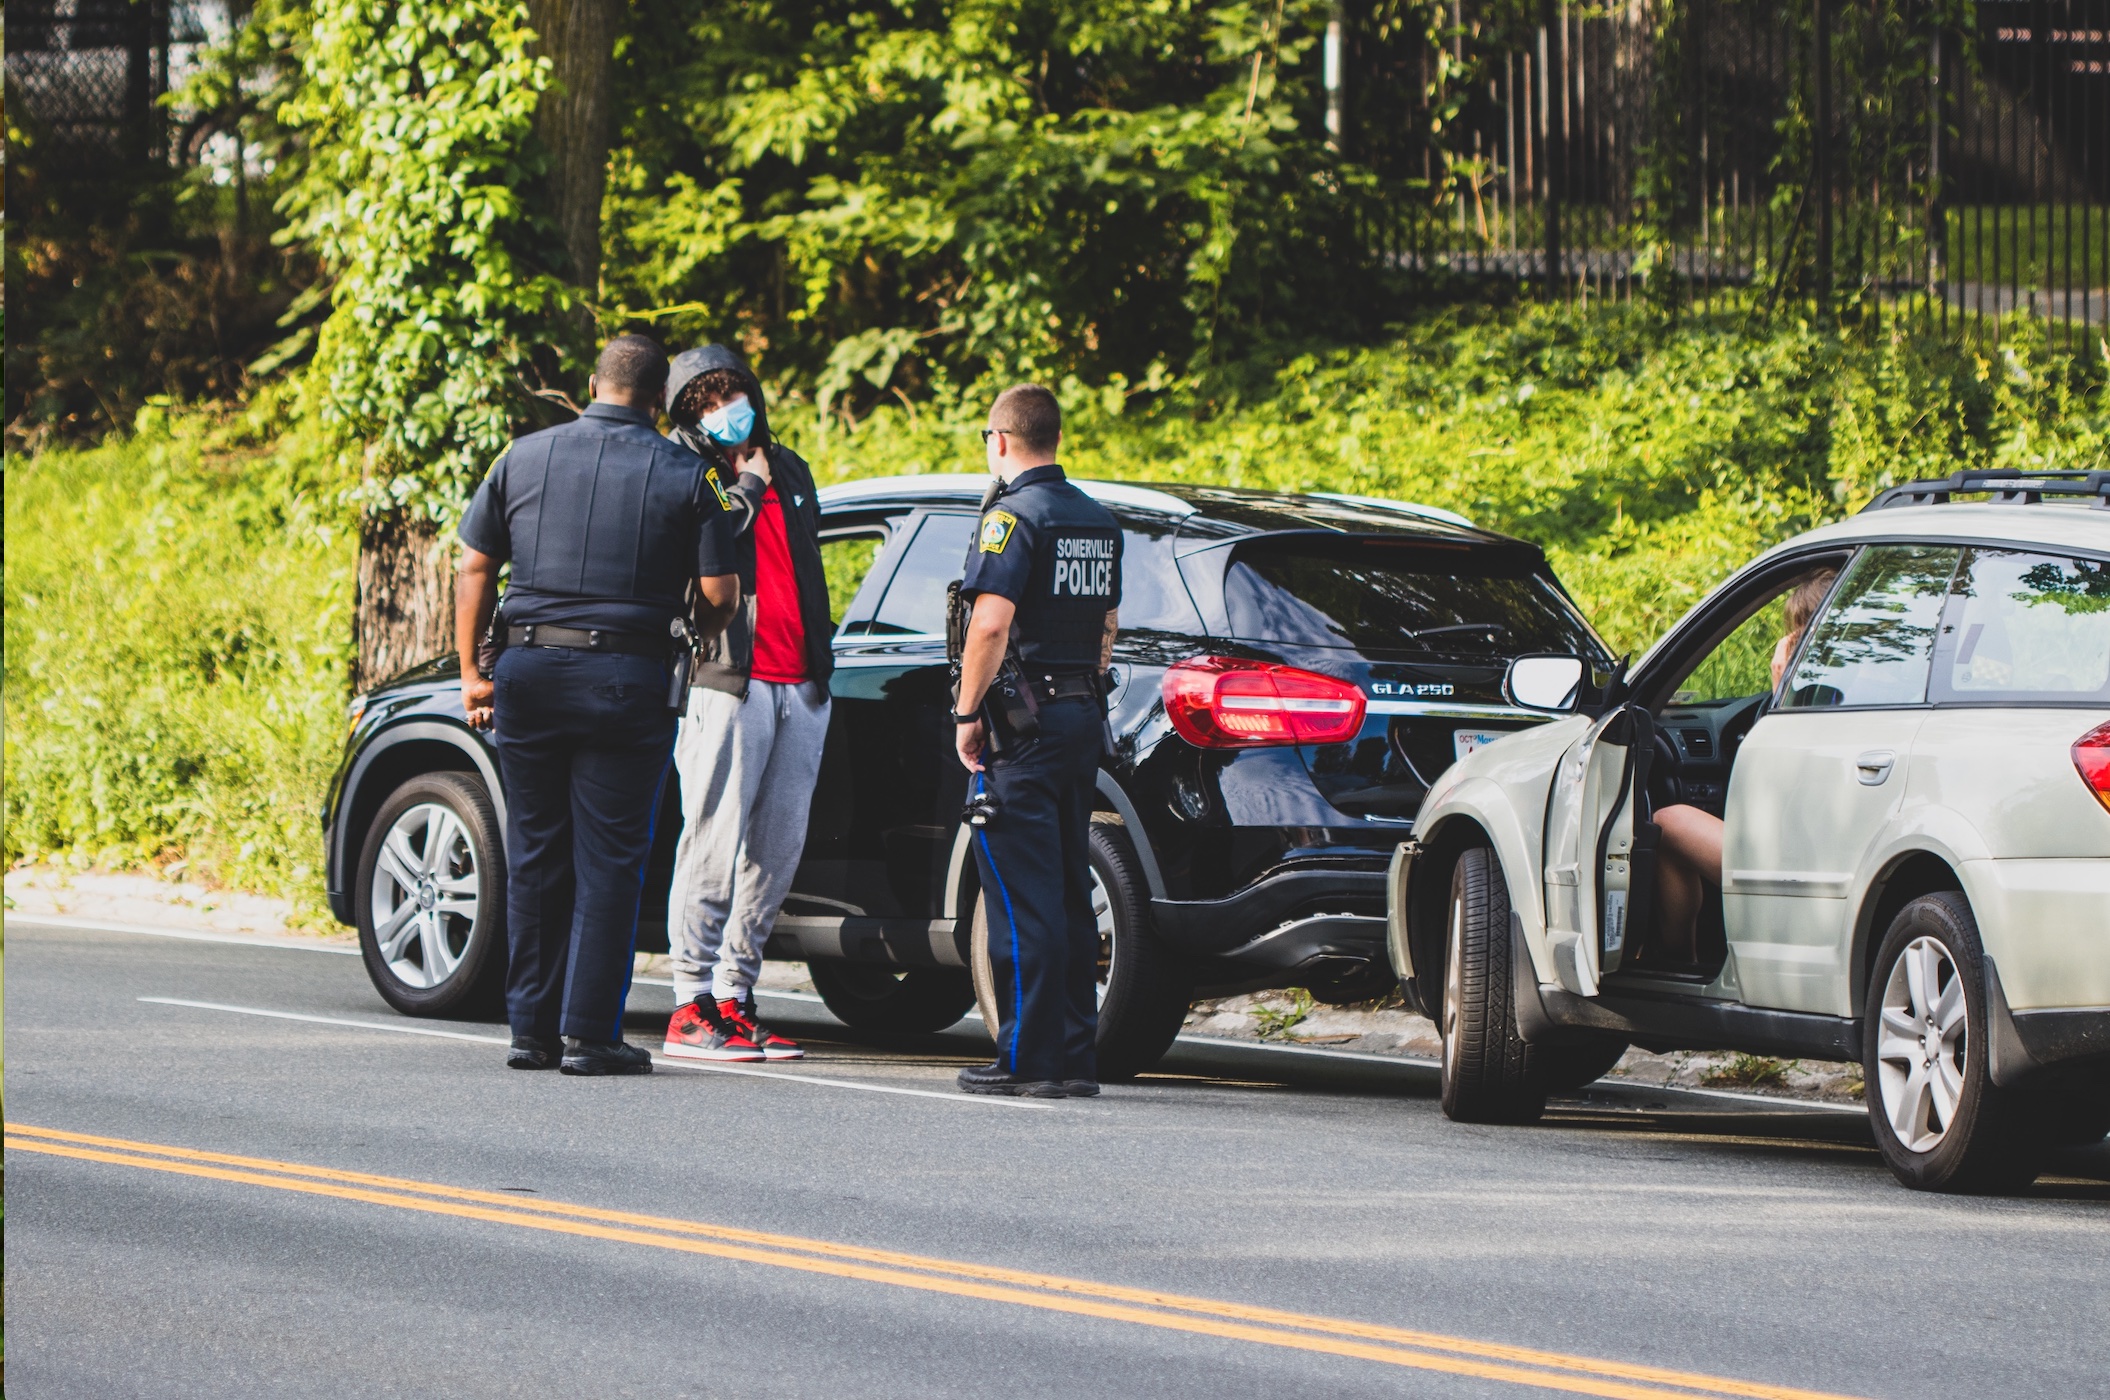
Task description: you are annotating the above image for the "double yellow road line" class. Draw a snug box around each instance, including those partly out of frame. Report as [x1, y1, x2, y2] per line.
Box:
[7, 1122, 1865, 1400]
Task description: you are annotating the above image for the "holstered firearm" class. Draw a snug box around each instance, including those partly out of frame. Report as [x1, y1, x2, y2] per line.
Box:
[946, 581, 1038, 755]
[475, 604, 507, 680]
[667, 614, 696, 709]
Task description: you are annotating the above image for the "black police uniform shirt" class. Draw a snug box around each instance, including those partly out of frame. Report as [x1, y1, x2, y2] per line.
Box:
[958, 464, 1121, 673]
[458, 402, 736, 637]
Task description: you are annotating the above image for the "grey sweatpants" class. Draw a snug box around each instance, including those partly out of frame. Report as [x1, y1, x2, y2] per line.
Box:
[666, 680, 832, 1004]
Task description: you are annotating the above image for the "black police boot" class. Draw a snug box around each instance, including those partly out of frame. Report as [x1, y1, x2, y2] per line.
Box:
[1062, 1079, 1101, 1098]
[507, 1034, 561, 1070]
[957, 1062, 1065, 1098]
[560, 1037, 654, 1076]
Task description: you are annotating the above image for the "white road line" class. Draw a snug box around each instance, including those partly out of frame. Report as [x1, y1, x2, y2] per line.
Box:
[136, 997, 1050, 1110]
[140, 997, 511, 1044]
[13, 916, 360, 955]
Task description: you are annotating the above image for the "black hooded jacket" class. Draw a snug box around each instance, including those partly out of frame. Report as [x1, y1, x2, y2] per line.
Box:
[666, 346, 835, 696]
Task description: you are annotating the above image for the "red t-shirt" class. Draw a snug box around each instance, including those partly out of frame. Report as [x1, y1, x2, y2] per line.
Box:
[749, 487, 808, 684]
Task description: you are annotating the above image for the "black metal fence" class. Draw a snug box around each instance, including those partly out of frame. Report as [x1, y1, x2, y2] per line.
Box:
[1361, 0, 2108, 349]
[6, 0, 215, 163]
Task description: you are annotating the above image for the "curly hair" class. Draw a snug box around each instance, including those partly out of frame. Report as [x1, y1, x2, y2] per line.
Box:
[670, 366, 765, 432]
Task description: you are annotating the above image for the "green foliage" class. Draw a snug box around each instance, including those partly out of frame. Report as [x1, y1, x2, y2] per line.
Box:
[603, 0, 1392, 403]
[3, 402, 356, 914]
[275, 0, 578, 514]
[772, 300, 2110, 654]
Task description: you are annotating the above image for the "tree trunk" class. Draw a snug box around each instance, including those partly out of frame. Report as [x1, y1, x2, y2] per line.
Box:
[354, 512, 456, 691]
[525, 0, 621, 288]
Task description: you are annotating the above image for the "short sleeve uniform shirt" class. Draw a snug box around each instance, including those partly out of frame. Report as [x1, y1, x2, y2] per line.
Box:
[458, 403, 735, 636]
[959, 465, 1122, 672]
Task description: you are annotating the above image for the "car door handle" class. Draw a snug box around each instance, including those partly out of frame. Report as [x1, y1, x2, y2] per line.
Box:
[1854, 750, 1896, 786]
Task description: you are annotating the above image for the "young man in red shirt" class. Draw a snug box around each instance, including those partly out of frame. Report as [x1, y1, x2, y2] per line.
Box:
[659, 345, 835, 1062]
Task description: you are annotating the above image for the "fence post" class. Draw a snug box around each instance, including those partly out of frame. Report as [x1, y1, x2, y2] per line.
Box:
[1812, 0, 1834, 317]
[1541, 0, 1564, 298]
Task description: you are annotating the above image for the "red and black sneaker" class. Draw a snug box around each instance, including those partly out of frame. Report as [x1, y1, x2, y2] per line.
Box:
[725, 997, 804, 1061]
[663, 997, 764, 1062]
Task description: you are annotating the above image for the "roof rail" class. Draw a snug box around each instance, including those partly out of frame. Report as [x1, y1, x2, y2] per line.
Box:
[1861, 469, 2110, 513]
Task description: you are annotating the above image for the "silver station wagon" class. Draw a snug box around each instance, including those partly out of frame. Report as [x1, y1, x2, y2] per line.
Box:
[1389, 469, 2110, 1192]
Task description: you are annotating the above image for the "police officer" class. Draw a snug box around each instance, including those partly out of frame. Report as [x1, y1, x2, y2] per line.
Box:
[455, 334, 739, 1076]
[952, 384, 1121, 1098]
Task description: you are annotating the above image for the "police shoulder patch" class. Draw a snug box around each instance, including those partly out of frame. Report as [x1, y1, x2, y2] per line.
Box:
[979, 509, 1018, 554]
[703, 465, 732, 510]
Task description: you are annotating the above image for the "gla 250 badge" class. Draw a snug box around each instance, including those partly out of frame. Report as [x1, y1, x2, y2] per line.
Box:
[1369, 682, 1455, 698]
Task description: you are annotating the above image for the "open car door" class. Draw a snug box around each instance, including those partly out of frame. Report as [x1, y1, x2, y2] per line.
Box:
[1541, 704, 1658, 993]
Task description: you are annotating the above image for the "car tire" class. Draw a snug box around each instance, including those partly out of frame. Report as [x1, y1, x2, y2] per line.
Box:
[1539, 1037, 1630, 1095]
[1864, 893, 2042, 1193]
[809, 960, 976, 1035]
[355, 772, 508, 1017]
[971, 819, 1192, 1081]
[1439, 846, 1547, 1124]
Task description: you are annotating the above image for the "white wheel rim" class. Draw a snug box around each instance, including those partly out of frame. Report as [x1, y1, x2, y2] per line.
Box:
[1091, 866, 1116, 1011]
[1875, 935, 1969, 1154]
[370, 802, 481, 990]
[1442, 891, 1465, 1079]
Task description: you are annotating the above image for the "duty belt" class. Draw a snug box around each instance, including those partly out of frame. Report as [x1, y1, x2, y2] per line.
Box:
[1030, 672, 1103, 702]
[507, 624, 666, 658]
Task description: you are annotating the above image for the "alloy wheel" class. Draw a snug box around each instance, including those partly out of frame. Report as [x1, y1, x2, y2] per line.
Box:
[1875, 935, 1969, 1153]
[1091, 866, 1117, 1010]
[1442, 891, 1465, 1079]
[368, 802, 481, 990]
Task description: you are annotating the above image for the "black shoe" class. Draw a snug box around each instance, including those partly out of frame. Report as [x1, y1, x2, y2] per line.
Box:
[507, 1035, 560, 1070]
[1063, 1079, 1101, 1098]
[957, 1062, 1064, 1098]
[560, 1037, 654, 1076]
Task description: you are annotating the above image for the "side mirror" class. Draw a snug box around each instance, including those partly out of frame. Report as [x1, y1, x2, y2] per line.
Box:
[1505, 654, 1586, 713]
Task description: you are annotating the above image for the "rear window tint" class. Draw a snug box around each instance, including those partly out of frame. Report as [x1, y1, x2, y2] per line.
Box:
[1932, 549, 2110, 704]
[863, 513, 977, 636]
[1222, 538, 1600, 658]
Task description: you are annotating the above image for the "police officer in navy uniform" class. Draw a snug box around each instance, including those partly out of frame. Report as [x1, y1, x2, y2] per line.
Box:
[455, 334, 739, 1075]
[952, 384, 1121, 1097]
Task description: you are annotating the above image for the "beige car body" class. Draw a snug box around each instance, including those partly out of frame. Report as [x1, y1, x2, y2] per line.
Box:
[1391, 503, 2110, 1072]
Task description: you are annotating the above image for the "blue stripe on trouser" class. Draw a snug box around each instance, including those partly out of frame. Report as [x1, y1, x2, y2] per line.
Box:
[974, 773, 1026, 1072]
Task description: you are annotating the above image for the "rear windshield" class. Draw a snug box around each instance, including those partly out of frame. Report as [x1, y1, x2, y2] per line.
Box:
[1223, 538, 1601, 658]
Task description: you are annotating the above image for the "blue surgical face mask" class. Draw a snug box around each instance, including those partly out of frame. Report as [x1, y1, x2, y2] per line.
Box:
[701, 394, 755, 447]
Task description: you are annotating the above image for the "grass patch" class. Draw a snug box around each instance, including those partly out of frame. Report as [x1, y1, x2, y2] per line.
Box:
[1702, 1053, 1792, 1089]
[3, 400, 355, 919]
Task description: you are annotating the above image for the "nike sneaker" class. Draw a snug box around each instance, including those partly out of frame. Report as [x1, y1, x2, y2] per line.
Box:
[662, 997, 765, 1062]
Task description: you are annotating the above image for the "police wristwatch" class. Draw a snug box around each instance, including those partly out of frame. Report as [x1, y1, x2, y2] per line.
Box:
[951, 709, 981, 725]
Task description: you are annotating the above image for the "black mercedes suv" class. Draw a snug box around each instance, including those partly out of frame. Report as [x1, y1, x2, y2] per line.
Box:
[323, 476, 1611, 1075]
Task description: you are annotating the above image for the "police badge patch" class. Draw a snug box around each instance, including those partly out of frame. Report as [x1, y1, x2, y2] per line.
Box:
[703, 465, 732, 510]
[978, 510, 1018, 553]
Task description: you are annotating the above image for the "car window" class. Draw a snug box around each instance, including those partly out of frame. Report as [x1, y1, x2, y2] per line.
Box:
[1222, 538, 1600, 658]
[865, 513, 978, 637]
[1783, 545, 1959, 708]
[821, 532, 886, 630]
[1667, 564, 1842, 706]
[1932, 549, 2110, 704]
[1112, 524, 1202, 633]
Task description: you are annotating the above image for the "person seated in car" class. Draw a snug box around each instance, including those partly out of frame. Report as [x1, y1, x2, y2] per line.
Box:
[1648, 569, 1837, 964]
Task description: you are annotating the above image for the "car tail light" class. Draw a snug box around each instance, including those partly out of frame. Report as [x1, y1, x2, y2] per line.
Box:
[1162, 656, 1367, 749]
[2075, 721, 2110, 814]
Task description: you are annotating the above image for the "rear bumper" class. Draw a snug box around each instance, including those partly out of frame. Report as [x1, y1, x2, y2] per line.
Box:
[1986, 958, 2110, 1085]
[1151, 864, 1390, 994]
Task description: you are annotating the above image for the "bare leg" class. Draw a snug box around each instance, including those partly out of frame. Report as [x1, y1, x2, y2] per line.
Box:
[1653, 804, 1724, 965]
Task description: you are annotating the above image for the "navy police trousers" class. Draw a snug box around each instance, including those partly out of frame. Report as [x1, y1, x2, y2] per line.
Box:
[973, 696, 1102, 1084]
[491, 646, 676, 1042]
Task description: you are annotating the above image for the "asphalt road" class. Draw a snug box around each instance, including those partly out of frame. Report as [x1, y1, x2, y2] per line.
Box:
[7, 918, 2107, 1400]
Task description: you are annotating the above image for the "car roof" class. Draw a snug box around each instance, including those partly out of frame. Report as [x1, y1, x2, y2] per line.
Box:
[1766, 502, 2110, 561]
[817, 474, 1497, 548]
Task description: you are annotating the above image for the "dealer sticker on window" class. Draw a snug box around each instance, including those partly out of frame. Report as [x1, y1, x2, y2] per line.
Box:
[1453, 730, 1505, 761]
